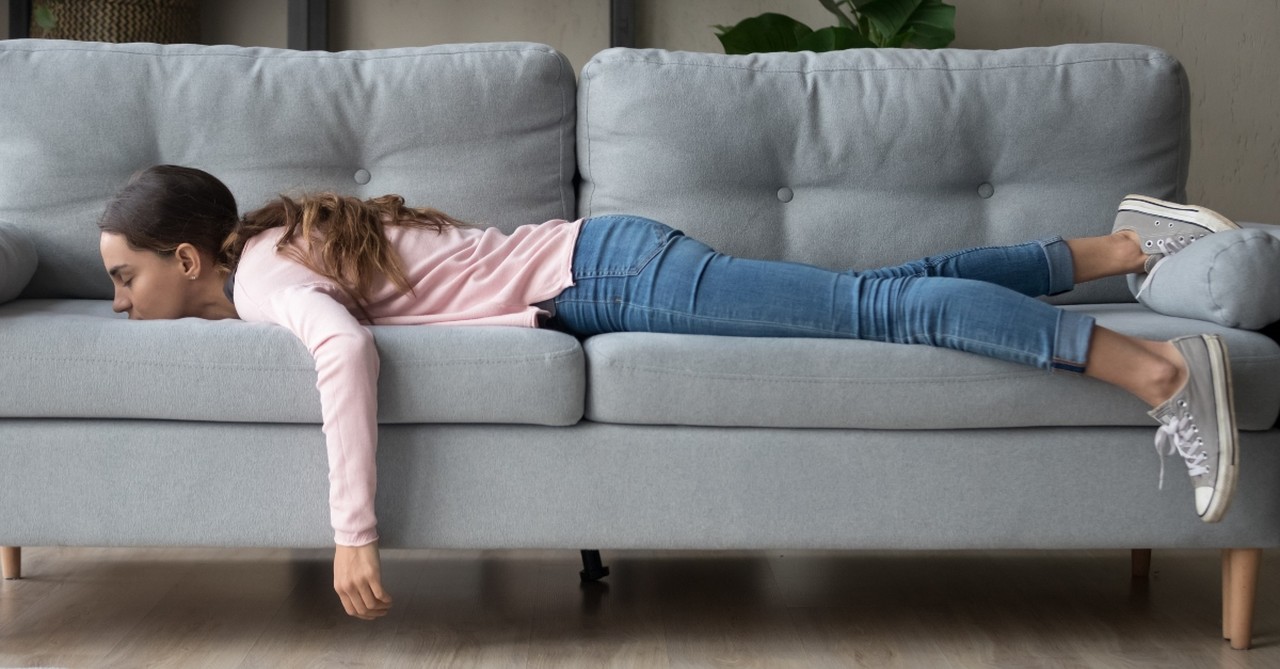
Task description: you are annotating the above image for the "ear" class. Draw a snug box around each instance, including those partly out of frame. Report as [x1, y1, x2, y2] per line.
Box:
[174, 242, 204, 280]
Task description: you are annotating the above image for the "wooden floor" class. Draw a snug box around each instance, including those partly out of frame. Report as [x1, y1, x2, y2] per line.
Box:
[0, 546, 1275, 668]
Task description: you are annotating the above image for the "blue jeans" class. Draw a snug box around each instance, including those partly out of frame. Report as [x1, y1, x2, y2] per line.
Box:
[542, 215, 1096, 373]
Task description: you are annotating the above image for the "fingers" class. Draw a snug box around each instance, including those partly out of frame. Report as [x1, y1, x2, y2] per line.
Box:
[337, 590, 376, 621]
[335, 576, 392, 620]
[371, 578, 393, 605]
[333, 542, 392, 620]
[338, 586, 390, 620]
[356, 582, 392, 615]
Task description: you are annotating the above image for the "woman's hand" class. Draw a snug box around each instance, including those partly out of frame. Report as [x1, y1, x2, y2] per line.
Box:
[333, 540, 393, 620]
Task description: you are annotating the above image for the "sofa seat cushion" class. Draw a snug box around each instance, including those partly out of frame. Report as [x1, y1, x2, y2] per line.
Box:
[0, 299, 583, 425]
[583, 304, 1280, 431]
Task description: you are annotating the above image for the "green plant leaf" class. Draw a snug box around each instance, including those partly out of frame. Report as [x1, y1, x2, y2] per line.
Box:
[858, 0, 922, 45]
[796, 26, 876, 52]
[816, 0, 856, 30]
[858, 0, 955, 49]
[884, 32, 910, 48]
[901, 1, 956, 48]
[714, 13, 814, 54]
[33, 3, 56, 31]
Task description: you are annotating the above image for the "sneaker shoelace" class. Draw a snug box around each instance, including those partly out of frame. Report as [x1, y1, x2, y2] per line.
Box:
[1153, 409, 1209, 490]
[1135, 236, 1192, 299]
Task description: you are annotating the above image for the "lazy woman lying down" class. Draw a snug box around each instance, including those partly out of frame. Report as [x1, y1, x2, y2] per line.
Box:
[98, 164, 1240, 620]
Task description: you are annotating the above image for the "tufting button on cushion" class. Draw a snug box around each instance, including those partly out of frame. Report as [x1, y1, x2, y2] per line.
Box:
[354, 169, 371, 184]
[777, 187, 794, 203]
[977, 182, 995, 199]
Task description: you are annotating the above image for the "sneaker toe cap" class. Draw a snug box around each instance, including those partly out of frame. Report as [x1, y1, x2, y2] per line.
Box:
[1195, 486, 1215, 517]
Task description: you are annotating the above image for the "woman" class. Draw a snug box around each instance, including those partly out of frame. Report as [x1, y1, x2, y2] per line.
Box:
[98, 165, 1240, 620]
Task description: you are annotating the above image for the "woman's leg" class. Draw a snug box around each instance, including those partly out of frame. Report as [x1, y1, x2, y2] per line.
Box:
[555, 218, 1086, 369]
[1066, 231, 1146, 284]
[1083, 327, 1183, 407]
[549, 216, 1233, 522]
[855, 231, 1145, 296]
[550, 217, 1179, 403]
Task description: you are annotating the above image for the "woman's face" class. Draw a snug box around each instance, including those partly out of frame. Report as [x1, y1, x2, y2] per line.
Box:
[99, 232, 194, 320]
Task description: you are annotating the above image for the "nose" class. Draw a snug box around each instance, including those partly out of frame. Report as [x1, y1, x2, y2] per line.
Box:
[112, 289, 131, 315]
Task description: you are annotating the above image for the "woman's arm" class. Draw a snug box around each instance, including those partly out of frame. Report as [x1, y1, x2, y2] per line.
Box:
[266, 283, 392, 619]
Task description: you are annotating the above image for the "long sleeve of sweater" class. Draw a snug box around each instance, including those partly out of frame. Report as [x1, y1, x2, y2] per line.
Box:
[231, 218, 582, 546]
[267, 283, 382, 546]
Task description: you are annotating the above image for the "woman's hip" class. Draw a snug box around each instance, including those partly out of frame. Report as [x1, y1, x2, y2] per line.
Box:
[567, 215, 684, 280]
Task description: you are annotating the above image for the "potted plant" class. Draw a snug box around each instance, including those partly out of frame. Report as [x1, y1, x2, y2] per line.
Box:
[714, 0, 956, 54]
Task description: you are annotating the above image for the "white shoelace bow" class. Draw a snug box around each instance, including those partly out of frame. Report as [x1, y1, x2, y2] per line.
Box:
[1135, 236, 1192, 299]
[1154, 411, 1209, 490]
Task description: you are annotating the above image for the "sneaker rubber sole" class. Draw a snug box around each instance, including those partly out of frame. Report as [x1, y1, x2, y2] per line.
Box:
[1198, 334, 1238, 523]
[1118, 195, 1240, 235]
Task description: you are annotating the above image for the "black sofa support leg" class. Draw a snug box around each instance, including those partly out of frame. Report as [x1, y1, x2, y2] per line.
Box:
[579, 549, 610, 582]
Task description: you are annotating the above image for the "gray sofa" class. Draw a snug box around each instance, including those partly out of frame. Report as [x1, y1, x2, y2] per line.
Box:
[2, 39, 1278, 648]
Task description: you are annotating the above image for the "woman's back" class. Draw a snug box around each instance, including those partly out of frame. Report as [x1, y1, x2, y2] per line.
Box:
[233, 217, 583, 327]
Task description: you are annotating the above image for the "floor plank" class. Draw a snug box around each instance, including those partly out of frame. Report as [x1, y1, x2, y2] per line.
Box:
[1, 547, 1278, 668]
[527, 554, 667, 669]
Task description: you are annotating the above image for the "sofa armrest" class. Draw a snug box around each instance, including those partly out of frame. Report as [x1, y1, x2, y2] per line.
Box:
[0, 222, 37, 304]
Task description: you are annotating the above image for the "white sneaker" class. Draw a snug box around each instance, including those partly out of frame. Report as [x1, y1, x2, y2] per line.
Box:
[1114, 194, 1240, 274]
[1149, 334, 1238, 523]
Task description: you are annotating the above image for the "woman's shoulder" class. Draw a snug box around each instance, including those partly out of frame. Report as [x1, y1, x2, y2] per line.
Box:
[235, 230, 330, 297]
[239, 226, 289, 256]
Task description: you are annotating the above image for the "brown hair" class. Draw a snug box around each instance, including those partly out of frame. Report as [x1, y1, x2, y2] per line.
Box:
[100, 165, 474, 323]
[99, 164, 239, 265]
[223, 192, 475, 322]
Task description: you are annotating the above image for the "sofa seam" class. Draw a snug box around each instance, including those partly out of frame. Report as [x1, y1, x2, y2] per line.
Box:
[0, 43, 555, 63]
[582, 62, 595, 218]
[593, 54, 1173, 76]
[589, 362, 1042, 384]
[588, 355, 1280, 384]
[553, 49, 570, 220]
[0, 347, 582, 370]
[1174, 55, 1189, 203]
[1205, 237, 1248, 319]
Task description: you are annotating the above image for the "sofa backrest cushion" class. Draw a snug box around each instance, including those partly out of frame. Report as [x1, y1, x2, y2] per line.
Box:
[578, 44, 1190, 305]
[0, 40, 577, 300]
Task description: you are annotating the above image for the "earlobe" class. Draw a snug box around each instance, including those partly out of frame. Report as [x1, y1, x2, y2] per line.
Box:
[175, 242, 202, 280]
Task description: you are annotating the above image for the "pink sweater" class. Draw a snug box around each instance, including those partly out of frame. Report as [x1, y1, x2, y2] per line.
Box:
[232, 218, 584, 546]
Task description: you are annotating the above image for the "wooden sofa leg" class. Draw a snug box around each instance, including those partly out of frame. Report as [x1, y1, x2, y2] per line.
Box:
[1223, 549, 1233, 640]
[1131, 549, 1151, 578]
[1, 546, 19, 580]
[1223, 548, 1262, 650]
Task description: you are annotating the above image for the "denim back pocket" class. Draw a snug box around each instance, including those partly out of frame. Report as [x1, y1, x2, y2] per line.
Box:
[572, 215, 679, 279]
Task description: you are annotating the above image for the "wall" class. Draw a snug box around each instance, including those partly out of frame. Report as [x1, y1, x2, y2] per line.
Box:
[331, 0, 607, 75]
[199, 0, 285, 50]
[954, 1, 1278, 224]
[193, 1, 1280, 221]
[635, 1, 1280, 222]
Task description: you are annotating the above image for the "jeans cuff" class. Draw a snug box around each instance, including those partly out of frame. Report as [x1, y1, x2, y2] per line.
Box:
[1038, 236, 1076, 296]
[1050, 309, 1096, 374]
